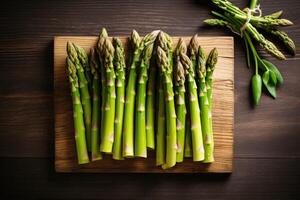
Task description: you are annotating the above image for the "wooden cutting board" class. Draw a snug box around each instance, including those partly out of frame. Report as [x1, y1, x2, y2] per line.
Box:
[54, 36, 234, 173]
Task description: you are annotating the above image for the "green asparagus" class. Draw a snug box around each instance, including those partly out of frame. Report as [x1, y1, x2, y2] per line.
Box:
[145, 55, 157, 149]
[99, 38, 116, 153]
[67, 42, 92, 152]
[181, 48, 204, 162]
[97, 28, 108, 144]
[112, 38, 126, 160]
[204, 0, 296, 105]
[201, 47, 217, 163]
[66, 57, 89, 164]
[135, 43, 154, 157]
[174, 58, 186, 162]
[157, 46, 177, 169]
[89, 48, 102, 161]
[122, 30, 141, 157]
[122, 30, 159, 157]
[156, 79, 166, 165]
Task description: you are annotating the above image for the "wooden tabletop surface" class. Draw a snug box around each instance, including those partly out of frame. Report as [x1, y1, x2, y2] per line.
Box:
[0, 0, 299, 199]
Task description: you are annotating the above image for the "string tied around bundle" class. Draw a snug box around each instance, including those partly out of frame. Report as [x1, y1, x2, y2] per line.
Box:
[240, 5, 262, 36]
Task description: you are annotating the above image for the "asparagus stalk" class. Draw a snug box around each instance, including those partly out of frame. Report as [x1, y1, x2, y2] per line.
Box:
[146, 57, 156, 149]
[181, 49, 204, 162]
[184, 114, 192, 158]
[112, 38, 126, 160]
[203, 48, 218, 162]
[122, 30, 159, 157]
[206, 48, 218, 112]
[157, 46, 177, 169]
[198, 46, 216, 163]
[174, 60, 186, 163]
[75, 44, 92, 92]
[189, 36, 214, 162]
[72, 44, 93, 151]
[259, 27, 296, 55]
[99, 38, 116, 153]
[156, 79, 166, 166]
[97, 28, 108, 144]
[89, 48, 102, 161]
[174, 38, 187, 163]
[122, 30, 141, 157]
[67, 42, 92, 152]
[66, 57, 89, 164]
[188, 35, 198, 72]
[175, 40, 192, 159]
[135, 43, 154, 157]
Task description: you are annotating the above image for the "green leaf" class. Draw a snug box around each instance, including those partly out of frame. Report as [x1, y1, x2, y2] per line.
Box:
[269, 70, 277, 86]
[262, 71, 277, 98]
[251, 74, 262, 105]
[262, 70, 270, 83]
[262, 59, 283, 85]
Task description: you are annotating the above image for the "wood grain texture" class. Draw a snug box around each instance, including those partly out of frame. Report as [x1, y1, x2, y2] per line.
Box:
[0, 0, 300, 198]
[54, 36, 234, 173]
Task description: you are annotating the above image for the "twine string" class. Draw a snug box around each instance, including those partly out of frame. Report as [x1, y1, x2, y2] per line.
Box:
[240, 5, 262, 37]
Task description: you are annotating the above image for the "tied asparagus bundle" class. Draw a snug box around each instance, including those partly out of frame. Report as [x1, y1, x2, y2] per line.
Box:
[65, 30, 219, 169]
[204, 0, 295, 105]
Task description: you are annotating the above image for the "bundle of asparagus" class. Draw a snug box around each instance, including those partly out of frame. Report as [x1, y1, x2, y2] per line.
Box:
[65, 29, 218, 169]
[204, 0, 295, 105]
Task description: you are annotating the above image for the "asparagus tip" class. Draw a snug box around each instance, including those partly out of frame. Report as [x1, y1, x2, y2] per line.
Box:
[189, 34, 199, 56]
[131, 29, 141, 49]
[175, 38, 187, 56]
[100, 28, 108, 37]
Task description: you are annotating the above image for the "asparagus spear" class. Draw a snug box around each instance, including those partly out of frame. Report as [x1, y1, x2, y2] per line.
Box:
[212, 0, 293, 27]
[97, 28, 108, 144]
[135, 43, 154, 157]
[112, 38, 126, 160]
[189, 36, 215, 163]
[259, 27, 296, 55]
[174, 59, 186, 163]
[157, 46, 177, 169]
[203, 48, 218, 162]
[188, 35, 198, 72]
[156, 79, 166, 165]
[67, 42, 92, 152]
[72, 44, 93, 151]
[89, 48, 102, 161]
[99, 38, 116, 153]
[66, 57, 89, 164]
[122, 30, 141, 157]
[174, 38, 187, 163]
[198, 46, 216, 163]
[206, 48, 218, 112]
[122, 30, 159, 157]
[184, 114, 192, 158]
[145, 56, 156, 150]
[75, 44, 92, 92]
[180, 49, 204, 162]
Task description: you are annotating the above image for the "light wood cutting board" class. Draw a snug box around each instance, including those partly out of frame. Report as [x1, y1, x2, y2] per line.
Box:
[54, 36, 234, 173]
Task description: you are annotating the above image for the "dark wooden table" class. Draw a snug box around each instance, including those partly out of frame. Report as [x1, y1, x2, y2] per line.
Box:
[0, 0, 299, 199]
